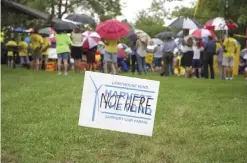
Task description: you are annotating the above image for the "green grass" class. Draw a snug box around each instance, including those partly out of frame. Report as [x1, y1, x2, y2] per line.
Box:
[1, 66, 247, 163]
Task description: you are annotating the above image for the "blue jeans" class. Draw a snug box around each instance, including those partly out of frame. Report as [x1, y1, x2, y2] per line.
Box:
[20, 56, 30, 64]
[136, 55, 147, 75]
[57, 52, 69, 60]
[168, 58, 174, 75]
[154, 57, 162, 67]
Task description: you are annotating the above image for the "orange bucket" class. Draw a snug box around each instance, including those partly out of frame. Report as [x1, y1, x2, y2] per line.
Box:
[46, 61, 57, 72]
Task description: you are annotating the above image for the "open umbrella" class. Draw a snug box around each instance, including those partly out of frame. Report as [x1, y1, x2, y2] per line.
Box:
[82, 31, 101, 49]
[151, 38, 163, 45]
[240, 48, 247, 59]
[53, 21, 78, 31]
[167, 17, 202, 29]
[204, 17, 238, 31]
[96, 19, 130, 39]
[65, 14, 95, 25]
[176, 29, 196, 37]
[39, 27, 56, 35]
[128, 29, 151, 44]
[191, 29, 217, 38]
[14, 27, 25, 33]
[155, 32, 177, 39]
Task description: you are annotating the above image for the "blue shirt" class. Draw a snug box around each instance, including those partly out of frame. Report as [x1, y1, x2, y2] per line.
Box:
[24, 36, 30, 45]
[204, 40, 216, 53]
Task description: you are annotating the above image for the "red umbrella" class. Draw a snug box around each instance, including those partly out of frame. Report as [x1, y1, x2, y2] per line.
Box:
[96, 19, 130, 39]
[191, 29, 217, 38]
[117, 48, 126, 58]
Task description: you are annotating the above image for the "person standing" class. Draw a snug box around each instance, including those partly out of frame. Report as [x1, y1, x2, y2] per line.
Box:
[103, 38, 118, 74]
[18, 41, 30, 68]
[30, 27, 43, 71]
[203, 35, 216, 79]
[161, 37, 176, 76]
[84, 46, 97, 71]
[222, 32, 238, 80]
[55, 31, 72, 76]
[192, 41, 204, 78]
[136, 37, 148, 75]
[40, 34, 51, 70]
[70, 27, 83, 73]
[181, 29, 194, 77]
[216, 43, 224, 80]
[153, 44, 163, 71]
[130, 40, 138, 74]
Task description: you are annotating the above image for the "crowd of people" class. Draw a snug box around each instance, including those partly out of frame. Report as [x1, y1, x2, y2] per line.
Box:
[3, 27, 247, 80]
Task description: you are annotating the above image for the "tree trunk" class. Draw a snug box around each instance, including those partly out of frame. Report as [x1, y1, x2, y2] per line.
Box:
[58, 0, 63, 19]
[46, 0, 55, 26]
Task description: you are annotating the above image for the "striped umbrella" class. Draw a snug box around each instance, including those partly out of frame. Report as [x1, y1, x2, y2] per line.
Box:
[191, 29, 217, 38]
[39, 27, 56, 35]
[167, 17, 202, 29]
[82, 31, 101, 49]
[204, 17, 238, 31]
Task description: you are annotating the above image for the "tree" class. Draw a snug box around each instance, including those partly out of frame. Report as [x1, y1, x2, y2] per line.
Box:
[171, 6, 195, 18]
[134, 10, 167, 38]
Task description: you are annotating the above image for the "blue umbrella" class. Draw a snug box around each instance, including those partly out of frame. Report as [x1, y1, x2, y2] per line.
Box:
[14, 27, 25, 33]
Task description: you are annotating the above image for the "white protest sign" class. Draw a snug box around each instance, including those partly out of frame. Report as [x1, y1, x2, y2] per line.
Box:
[79, 71, 160, 136]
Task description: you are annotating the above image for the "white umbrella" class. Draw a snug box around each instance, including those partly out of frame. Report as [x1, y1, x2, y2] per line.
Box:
[167, 17, 202, 29]
[82, 31, 100, 49]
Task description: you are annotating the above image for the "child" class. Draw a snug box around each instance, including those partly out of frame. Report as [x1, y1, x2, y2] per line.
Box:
[192, 41, 204, 78]
[41, 34, 51, 70]
[5, 40, 17, 68]
[84, 46, 97, 71]
[145, 52, 154, 72]
[18, 41, 30, 68]
[216, 44, 224, 79]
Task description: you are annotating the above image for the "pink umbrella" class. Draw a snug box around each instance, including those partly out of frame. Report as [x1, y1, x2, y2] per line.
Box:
[117, 48, 126, 58]
[191, 29, 217, 38]
[82, 31, 101, 49]
[96, 19, 130, 39]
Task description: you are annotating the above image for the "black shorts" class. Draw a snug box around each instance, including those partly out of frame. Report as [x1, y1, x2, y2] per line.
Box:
[181, 51, 193, 67]
[71, 46, 82, 59]
[192, 59, 201, 68]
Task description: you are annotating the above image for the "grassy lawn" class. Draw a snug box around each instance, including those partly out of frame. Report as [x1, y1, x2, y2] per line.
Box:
[1, 66, 247, 163]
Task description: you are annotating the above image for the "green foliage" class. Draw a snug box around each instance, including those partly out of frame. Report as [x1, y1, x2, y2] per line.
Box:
[134, 10, 166, 38]
[171, 7, 195, 18]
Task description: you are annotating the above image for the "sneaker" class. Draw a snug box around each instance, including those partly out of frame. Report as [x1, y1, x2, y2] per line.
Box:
[230, 77, 233, 80]
[225, 77, 229, 80]
[245, 77, 247, 80]
[58, 72, 62, 75]
[64, 72, 68, 76]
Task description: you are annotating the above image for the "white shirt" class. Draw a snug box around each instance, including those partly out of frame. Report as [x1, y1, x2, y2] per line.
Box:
[136, 39, 147, 57]
[193, 46, 204, 59]
[71, 32, 83, 47]
[182, 35, 193, 52]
